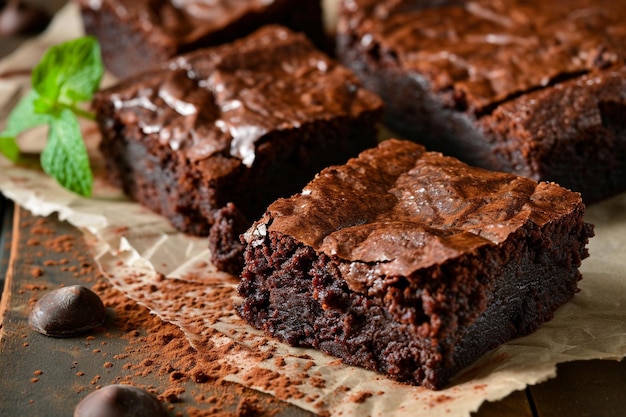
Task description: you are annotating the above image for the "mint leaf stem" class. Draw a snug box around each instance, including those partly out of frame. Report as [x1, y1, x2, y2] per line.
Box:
[65, 104, 96, 121]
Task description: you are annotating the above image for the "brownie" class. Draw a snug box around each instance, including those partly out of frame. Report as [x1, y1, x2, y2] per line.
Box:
[237, 139, 594, 389]
[336, 0, 626, 203]
[208, 203, 249, 275]
[77, 0, 326, 78]
[93, 25, 383, 273]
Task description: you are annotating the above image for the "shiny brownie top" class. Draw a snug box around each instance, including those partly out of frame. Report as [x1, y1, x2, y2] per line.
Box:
[245, 139, 586, 282]
[95, 26, 382, 167]
[338, 0, 626, 114]
[78, 0, 301, 45]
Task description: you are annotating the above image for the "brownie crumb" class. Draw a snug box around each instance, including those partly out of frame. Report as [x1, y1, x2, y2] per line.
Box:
[349, 391, 373, 404]
[235, 397, 260, 417]
[209, 203, 249, 276]
[161, 387, 185, 403]
[30, 267, 44, 277]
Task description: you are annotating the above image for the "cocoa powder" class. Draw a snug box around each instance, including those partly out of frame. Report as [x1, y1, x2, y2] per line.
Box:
[15, 212, 306, 417]
[91, 276, 300, 416]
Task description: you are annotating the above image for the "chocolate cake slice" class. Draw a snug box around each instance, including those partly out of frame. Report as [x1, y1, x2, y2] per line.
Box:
[336, 0, 626, 203]
[93, 25, 383, 274]
[237, 139, 594, 389]
[77, 0, 326, 78]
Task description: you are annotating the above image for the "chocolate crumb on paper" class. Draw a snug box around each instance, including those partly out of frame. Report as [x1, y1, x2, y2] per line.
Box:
[349, 391, 373, 404]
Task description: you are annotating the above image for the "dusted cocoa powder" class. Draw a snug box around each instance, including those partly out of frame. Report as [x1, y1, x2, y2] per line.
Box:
[8, 211, 312, 417]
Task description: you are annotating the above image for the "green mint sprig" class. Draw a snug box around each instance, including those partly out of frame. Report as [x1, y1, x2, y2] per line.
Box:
[0, 36, 103, 197]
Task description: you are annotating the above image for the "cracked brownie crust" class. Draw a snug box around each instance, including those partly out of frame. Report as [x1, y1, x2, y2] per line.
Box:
[237, 139, 594, 389]
[336, 0, 626, 203]
[93, 26, 383, 272]
[78, 0, 326, 78]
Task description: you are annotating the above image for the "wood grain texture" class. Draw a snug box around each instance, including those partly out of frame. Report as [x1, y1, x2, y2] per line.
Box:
[530, 359, 626, 417]
[472, 389, 533, 417]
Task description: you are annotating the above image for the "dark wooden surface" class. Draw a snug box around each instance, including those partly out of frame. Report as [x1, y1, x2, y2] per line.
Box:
[0, 197, 316, 417]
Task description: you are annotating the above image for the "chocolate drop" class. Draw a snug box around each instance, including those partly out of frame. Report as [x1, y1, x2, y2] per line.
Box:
[74, 384, 168, 417]
[29, 285, 106, 337]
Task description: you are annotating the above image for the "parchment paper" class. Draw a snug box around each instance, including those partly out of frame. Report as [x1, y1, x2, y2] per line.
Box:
[1, 3, 625, 416]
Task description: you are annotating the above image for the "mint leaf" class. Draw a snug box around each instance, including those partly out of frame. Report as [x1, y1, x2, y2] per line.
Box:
[32, 36, 103, 110]
[2, 90, 51, 135]
[41, 109, 93, 197]
[0, 136, 20, 161]
[1, 91, 50, 161]
[0, 36, 103, 196]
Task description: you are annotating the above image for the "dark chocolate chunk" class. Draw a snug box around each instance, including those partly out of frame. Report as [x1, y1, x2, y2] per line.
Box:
[0, 0, 50, 36]
[29, 285, 106, 337]
[74, 384, 167, 417]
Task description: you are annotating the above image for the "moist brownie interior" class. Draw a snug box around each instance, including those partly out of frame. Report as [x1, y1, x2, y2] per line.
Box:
[238, 139, 594, 389]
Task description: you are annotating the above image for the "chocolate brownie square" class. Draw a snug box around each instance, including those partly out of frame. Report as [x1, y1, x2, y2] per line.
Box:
[77, 0, 326, 78]
[336, 0, 626, 203]
[93, 25, 383, 274]
[237, 139, 594, 389]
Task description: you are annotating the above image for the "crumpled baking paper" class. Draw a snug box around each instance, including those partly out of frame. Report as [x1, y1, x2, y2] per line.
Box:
[1, 3, 625, 417]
